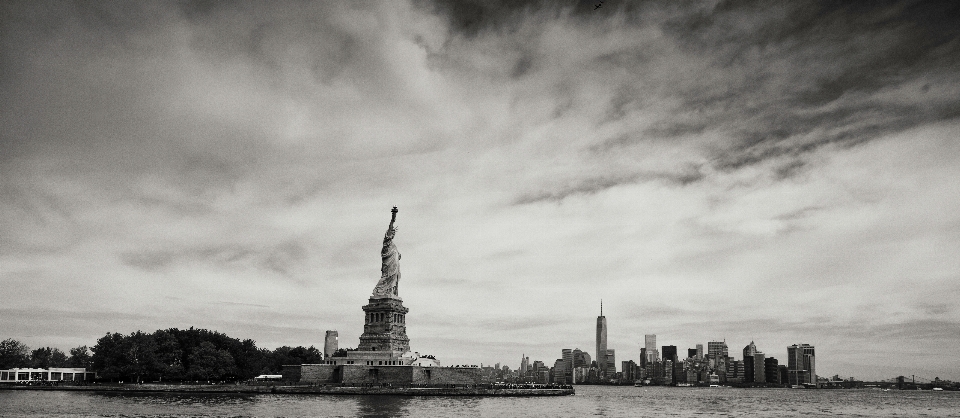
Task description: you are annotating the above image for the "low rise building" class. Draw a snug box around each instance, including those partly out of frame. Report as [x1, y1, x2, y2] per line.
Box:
[0, 367, 95, 383]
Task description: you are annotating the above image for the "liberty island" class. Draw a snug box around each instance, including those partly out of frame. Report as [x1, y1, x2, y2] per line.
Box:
[275, 207, 571, 395]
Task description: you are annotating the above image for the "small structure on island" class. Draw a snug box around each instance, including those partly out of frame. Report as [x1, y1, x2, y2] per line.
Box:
[282, 207, 481, 386]
[0, 367, 96, 384]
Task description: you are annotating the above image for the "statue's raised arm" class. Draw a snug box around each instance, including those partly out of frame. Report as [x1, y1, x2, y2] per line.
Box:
[372, 207, 401, 299]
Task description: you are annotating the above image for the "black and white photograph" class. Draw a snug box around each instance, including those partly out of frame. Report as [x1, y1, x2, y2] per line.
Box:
[1, 0, 959, 416]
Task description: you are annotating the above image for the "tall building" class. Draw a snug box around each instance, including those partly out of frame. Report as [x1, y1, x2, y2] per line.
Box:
[707, 341, 728, 358]
[707, 341, 728, 382]
[743, 341, 757, 383]
[622, 360, 638, 381]
[764, 357, 780, 385]
[687, 348, 698, 359]
[561, 349, 574, 384]
[787, 344, 816, 386]
[552, 358, 567, 384]
[752, 352, 766, 383]
[696, 344, 704, 359]
[644, 334, 659, 364]
[596, 302, 608, 378]
[324, 330, 338, 358]
[606, 349, 616, 374]
[662, 345, 678, 364]
[572, 348, 591, 368]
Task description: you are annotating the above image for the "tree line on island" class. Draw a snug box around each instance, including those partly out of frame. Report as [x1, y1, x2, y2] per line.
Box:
[1, 328, 345, 382]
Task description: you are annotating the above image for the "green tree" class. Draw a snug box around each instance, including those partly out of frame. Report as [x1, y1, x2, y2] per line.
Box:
[0, 338, 30, 368]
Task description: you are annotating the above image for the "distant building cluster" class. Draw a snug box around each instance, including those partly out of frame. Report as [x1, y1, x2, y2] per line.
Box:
[488, 307, 820, 387]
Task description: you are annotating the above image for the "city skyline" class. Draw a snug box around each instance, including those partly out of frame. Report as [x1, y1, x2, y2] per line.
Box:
[2, 1, 960, 382]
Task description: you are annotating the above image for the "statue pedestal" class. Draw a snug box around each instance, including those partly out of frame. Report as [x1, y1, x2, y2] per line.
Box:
[358, 297, 410, 353]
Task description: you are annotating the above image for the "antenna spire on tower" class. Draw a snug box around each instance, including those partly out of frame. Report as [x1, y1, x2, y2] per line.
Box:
[600, 299, 603, 316]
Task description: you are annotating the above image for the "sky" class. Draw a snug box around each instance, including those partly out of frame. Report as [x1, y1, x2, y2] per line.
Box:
[2, 0, 959, 381]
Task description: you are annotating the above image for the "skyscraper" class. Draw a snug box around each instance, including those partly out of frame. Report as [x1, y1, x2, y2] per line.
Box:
[596, 302, 608, 378]
[644, 334, 658, 364]
[743, 341, 757, 383]
[707, 341, 728, 358]
[662, 345, 678, 364]
[561, 349, 574, 384]
[572, 348, 591, 368]
[764, 357, 780, 385]
[787, 344, 816, 386]
[606, 349, 616, 374]
[324, 330, 338, 358]
[696, 344, 703, 359]
[707, 341, 728, 381]
[753, 352, 766, 383]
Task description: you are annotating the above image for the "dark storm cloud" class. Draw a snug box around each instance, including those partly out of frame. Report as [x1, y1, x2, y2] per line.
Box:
[649, 0, 960, 172]
[435, 0, 960, 206]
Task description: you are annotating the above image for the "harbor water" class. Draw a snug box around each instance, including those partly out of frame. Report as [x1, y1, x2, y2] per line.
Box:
[2, 385, 958, 417]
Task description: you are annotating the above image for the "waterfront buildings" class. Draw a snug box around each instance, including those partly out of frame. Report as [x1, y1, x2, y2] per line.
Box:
[788, 344, 817, 386]
[765, 357, 780, 385]
[707, 341, 728, 381]
[743, 341, 766, 384]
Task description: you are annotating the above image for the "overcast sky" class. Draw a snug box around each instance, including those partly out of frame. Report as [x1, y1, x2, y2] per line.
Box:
[2, 0, 959, 381]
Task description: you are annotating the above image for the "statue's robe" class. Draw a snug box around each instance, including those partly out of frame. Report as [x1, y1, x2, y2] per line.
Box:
[372, 225, 400, 298]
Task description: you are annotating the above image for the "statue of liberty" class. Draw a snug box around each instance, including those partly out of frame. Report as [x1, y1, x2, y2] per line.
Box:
[372, 207, 401, 299]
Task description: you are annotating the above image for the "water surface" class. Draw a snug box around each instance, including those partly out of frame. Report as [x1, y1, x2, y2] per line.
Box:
[2, 386, 958, 417]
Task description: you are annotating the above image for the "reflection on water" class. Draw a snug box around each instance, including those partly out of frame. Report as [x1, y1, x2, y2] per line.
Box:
[355, 395, 410, 418]
[94, 391, 260, 406]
